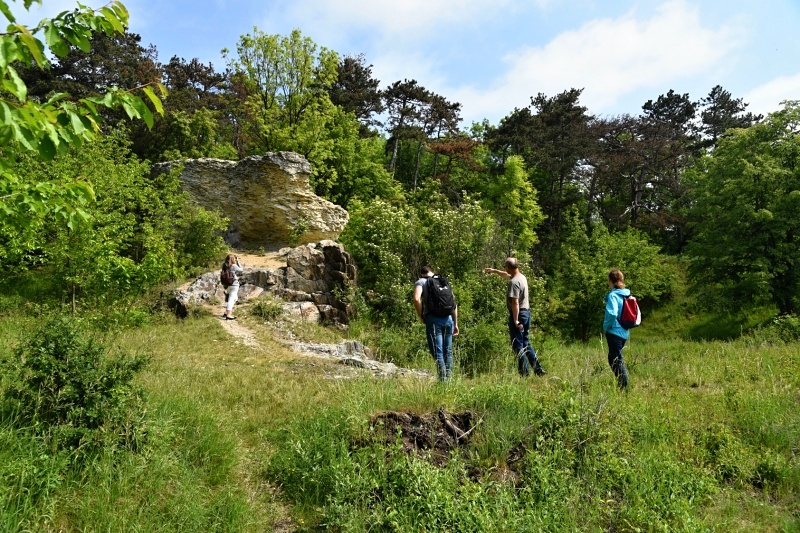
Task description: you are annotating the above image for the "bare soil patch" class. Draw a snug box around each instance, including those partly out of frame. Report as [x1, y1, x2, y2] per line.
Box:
[233, 250, 286, 270]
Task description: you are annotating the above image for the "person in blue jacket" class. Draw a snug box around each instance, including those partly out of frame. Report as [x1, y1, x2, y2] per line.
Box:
[603, 269, 630, 389]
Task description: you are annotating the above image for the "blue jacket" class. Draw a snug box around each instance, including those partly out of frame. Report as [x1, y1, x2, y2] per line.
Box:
[603, 287, 631, 339]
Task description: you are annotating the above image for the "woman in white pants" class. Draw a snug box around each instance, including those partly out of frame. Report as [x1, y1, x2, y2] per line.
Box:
[222, 253, 244, 320]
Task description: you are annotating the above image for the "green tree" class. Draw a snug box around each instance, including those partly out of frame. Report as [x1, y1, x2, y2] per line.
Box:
[130, 55, 235, 161]
[697, 85, 762, 151]
[481, 155, 544, 256]
[223, 27, 338, 155]
[383, 79, 430, 174]
[686, 101, 800, 315]
[328, 53, 384, 137]
[551, 209, 674, 341]
[0, 0, 165, 230]
[4, 133, 226, 313]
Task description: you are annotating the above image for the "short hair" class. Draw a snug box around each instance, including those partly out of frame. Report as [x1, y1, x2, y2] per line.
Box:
[504, 257, 519, 269]
[608, 269, 625, 288]
[420, 266, 433, 276]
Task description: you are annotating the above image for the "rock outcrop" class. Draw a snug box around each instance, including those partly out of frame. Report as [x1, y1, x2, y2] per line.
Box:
[151, 152, 349, 248]
[290, 340, 431, 378]
[172, 240, 357, 324]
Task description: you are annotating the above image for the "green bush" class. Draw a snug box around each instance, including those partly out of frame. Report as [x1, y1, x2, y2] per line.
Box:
[0, 317, 148, 453]
[250, 296, 285, 321]
[754, 314, 800, 344]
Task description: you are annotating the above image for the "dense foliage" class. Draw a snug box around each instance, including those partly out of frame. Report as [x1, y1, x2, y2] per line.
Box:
[0, 5, 798, 530]
[1, 134, 227, 316]
[0, 317, 146, 453]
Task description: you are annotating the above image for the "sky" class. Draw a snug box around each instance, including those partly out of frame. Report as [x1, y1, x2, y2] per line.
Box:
[18, 0, 800, 126]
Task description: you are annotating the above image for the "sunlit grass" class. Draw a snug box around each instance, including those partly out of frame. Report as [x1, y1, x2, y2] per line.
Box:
[1, 299, 798, 531]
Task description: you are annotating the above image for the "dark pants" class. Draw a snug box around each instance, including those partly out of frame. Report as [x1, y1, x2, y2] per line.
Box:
[508, 309, 544, 376]
[605, 333, 629, 389]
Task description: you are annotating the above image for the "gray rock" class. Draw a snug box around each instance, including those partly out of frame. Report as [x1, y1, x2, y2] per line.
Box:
[171, 241, 357, 325]
[291, 340, 430, 378]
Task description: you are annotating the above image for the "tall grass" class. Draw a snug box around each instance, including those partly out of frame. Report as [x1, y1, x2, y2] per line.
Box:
[1, 304, 798, 531]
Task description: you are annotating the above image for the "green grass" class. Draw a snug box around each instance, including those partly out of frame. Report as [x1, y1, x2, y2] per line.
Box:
[1, 301, 798, 531]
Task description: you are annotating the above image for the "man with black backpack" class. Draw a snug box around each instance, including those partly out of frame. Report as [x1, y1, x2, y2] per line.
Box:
[485, 257, 546, 377]
[413, 266, 459, 382]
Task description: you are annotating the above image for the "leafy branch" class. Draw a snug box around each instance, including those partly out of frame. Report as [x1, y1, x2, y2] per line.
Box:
[0, 0, 166, 229]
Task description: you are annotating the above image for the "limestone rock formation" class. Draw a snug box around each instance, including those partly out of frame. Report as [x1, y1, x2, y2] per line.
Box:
[172, 240, 357, 324]
[151, 152, 349, 248]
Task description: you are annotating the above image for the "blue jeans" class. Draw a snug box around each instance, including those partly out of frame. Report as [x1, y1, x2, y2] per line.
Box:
[508, 309, 543, 376]
[425, 315, 453, 381]
[605, 333, 629, 389]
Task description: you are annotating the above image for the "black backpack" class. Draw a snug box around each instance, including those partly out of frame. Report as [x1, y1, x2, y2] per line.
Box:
[220, 264, 235, 288]
[425, 276, 456, 317]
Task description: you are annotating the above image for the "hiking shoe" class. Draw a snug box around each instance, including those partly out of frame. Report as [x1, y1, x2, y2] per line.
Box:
[534, 367, 547, 377]
[225, 315, 237, 320]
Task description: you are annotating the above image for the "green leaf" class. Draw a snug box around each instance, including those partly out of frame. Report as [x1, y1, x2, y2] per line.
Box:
[81, 98, 98, 116]
[5, 65, 27, 101]
[120, 98, 137, 120]
[60, 26, 91, 53]
[99, 6, 124, 34]
[142, 86, 164, 115]
[0, 124, 12, 145]
[125, 94, 154, 128]
[109, 1, 130, 26]
[69, 110, 86, 135]
[44, 22, 70, 57]
[0, 0, 15, 23]
[0, 37, 18, 70]
[0, 101, 12, 124]
[38, 134, 55, 160]
[12, 122, 36, 151]
[14, 24, 46, 67]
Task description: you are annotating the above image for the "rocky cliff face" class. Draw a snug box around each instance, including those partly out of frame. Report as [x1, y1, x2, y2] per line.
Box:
[172, 240, 357, 324]
[151, 152, 349, 248]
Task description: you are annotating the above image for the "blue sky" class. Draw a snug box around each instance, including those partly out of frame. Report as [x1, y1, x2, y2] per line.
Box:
[20, 0, 800, 126]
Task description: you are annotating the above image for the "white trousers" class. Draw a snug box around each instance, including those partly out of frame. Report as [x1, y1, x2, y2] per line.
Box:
[225, 284, 239, 312]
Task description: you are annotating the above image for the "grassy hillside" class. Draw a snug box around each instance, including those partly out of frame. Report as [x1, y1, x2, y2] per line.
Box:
[1, 299, 799, 531]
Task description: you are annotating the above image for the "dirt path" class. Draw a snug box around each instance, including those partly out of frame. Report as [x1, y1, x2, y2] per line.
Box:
[217, 315, 261, 349]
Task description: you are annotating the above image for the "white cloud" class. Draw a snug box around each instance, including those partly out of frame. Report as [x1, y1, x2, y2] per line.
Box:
[745, 73, 800, 116]
[273, 0, 518, 43]
[451, 0, 743, 122]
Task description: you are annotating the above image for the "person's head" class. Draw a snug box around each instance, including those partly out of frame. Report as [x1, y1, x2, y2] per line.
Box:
[608, 269, 625, 288]
[503, 257, 519, 273]
[420, 266, 434, 278]
[225, 253, 237, 265]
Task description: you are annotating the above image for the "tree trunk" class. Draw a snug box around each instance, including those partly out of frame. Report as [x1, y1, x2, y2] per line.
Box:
[413, 141, 423, 190]
[389, 137, 400, 172]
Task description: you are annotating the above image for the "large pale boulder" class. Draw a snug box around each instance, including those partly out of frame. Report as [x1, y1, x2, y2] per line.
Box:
[151, 152, 348, 248]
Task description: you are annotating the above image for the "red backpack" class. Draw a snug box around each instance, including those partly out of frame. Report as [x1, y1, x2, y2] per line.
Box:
[618, 295, 641, 329]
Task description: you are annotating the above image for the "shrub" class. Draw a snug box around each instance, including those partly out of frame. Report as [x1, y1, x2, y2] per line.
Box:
[0, 317, 148, 454]
[753, 314, 800, 344]
[250, 296, 285, 321]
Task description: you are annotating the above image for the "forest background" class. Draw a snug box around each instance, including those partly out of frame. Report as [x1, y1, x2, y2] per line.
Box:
[0, 1, 799, 531]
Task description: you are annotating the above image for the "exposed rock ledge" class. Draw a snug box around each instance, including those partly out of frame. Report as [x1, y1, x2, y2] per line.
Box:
[290, 340, 431, 378]
[171, 240, 357, 324]
[152, 152, 349, 248]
